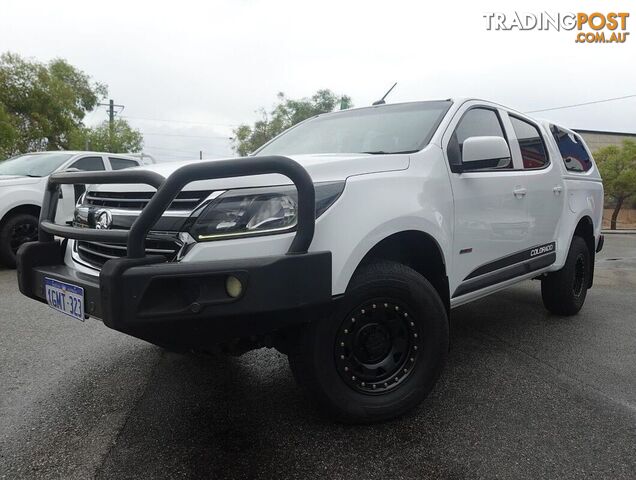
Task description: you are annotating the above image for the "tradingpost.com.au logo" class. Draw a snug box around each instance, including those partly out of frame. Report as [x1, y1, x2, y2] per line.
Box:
[484, 12, 630, 43]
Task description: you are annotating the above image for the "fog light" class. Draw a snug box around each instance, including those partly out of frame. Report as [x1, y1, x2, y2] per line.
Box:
[225, 276, 243, 298]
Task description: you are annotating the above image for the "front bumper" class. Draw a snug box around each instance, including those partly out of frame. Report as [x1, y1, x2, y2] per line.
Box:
[18, 240, 331, 349]
[17, 156, 331, 350]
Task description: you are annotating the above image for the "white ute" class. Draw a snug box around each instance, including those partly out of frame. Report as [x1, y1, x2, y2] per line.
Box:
[17, 99, 604, 423]
[0, 151, 145, 267]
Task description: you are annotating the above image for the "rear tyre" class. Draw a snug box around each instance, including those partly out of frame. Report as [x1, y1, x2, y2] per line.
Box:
[0, 213, 39, 269]
[541, 236, 591, 316]
[288, 261, 448, 424]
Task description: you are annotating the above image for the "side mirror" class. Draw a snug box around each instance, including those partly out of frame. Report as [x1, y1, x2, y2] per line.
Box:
[460, 136, 511, 171]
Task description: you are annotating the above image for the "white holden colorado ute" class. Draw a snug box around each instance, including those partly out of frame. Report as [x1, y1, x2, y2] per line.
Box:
[17, 99, 604, 423]
[0, 151, 145, 268]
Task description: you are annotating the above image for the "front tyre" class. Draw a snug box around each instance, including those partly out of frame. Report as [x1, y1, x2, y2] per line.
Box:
[541, 236, 591, 316]
[289, 261, 448, 424]
[0, 213, 39, 269]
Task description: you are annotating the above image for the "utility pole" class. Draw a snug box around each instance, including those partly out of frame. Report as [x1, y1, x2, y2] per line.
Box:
[97, 99, 124, 152]
[108, 100, 115, 152]
[199, 150, 203, 160]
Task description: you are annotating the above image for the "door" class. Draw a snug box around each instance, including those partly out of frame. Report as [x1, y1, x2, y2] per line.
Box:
[55, 156, 106, 224]
[443, 104, 532, 298]
[506, 116, 564, 249]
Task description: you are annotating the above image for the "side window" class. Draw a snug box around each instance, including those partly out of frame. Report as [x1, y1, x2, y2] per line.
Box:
[109, 157, 138, 170]
[550, 126, 592, 172]
[509, 116, 548, 169]
[448, 108, 512, 169]
[70, 156, 105, 171]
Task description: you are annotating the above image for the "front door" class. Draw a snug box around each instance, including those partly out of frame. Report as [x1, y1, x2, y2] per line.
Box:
[443, 104, 532, 299]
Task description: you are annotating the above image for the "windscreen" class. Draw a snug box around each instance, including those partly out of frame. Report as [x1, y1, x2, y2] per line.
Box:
[0, 152, 74, 177]
[257, 101, 452, 156]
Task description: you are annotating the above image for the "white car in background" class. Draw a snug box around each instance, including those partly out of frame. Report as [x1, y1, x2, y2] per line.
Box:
[0, 151, 144, 267]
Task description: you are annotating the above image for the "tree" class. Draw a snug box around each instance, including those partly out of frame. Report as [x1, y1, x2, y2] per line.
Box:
[0, 102, 19, 159]
[68, 118, 144, 153]
[232, 89, 352, 156]
[595, 140, 636, 230]
[0, 52, 107, 157]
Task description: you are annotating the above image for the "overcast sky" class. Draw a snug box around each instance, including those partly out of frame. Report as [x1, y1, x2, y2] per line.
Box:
[1, 0, 634, 161]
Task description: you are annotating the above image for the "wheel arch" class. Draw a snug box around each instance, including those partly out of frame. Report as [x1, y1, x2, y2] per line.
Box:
[0, 204, 41, 228]
[349, 230, 450, 313]
[572, 215, 595, 288]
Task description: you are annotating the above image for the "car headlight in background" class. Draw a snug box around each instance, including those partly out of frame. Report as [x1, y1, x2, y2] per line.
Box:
[76, 190, 87, 207]
[188, 181, 345, 241]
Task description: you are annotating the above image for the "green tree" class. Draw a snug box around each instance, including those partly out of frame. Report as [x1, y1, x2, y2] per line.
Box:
[595, 139, 636, 230]
[0, 52, 107, 157]
[0, 102, 19, 159]
[68, 118, 144, 153]
[232, 89, 352, 156]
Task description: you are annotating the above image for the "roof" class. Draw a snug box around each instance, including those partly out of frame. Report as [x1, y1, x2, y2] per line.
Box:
[26, 150, 140, 156]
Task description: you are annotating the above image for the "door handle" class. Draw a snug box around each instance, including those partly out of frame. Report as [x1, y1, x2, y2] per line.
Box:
[553, 185, 563, 195]
[513, 187, 527, 198]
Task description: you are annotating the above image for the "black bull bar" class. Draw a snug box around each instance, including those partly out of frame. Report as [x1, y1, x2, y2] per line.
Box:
[16, 156, 332, 349]
[38, 155, 317, 256]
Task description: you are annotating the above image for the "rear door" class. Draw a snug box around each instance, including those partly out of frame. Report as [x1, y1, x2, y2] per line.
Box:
[443, 102, 532, 299]
[505, 114, 564, 254]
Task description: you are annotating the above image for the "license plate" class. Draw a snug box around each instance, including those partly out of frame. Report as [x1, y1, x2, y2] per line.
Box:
[44, 277, 85, 322]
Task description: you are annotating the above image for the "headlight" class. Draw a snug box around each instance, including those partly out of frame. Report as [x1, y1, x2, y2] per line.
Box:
[76, 190, 87, 207]
[188, 181, 344, 241]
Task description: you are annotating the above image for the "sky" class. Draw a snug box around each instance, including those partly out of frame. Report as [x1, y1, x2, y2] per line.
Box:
[1, 0, 634, 162]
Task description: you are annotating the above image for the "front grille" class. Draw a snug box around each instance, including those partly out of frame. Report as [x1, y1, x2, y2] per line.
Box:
[76, 238, 181, 269]
[85, 190, 213, 211]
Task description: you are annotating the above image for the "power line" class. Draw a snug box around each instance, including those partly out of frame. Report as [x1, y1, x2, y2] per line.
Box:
[145, 150, 198, 159]
[526, 94, 636, 113]
[141, 132, 230, 140]
[153, 154, 196, 160]
[143, 145, 200, 155]
[121, 114, 238, 128]
[144, 144, 227, 158]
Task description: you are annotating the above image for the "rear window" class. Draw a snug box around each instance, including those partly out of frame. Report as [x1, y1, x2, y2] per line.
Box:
[551, 126, 593, 172]
[109, 157, 138, 170]
[510, 116, 548, 169]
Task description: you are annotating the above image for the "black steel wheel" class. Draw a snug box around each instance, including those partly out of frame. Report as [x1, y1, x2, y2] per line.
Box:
[0, 213, 39, 269]
[335, 300, 423, 395]
[542, 236, 591, 316]
[572, 253, 586, 298]
[289, 261, 448, 423]
[9, 222, 38, 254]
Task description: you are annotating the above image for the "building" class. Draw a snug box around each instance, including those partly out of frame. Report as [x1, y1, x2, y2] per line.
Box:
[574, 129, 636, 152]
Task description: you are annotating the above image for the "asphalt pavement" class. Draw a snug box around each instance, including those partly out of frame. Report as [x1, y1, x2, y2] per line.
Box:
[1, 235, 635, 479]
